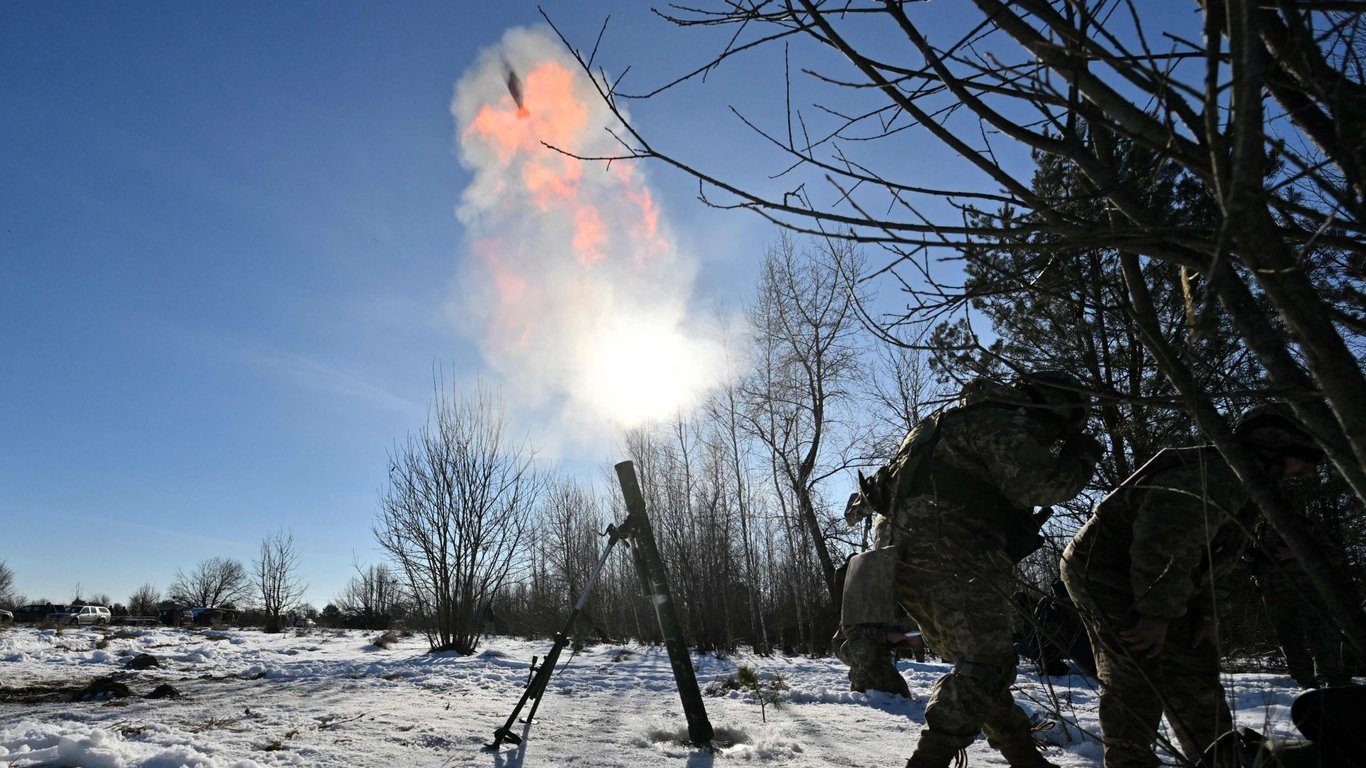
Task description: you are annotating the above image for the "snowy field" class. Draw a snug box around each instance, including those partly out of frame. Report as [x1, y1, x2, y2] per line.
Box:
[0, 626, 1307, 767]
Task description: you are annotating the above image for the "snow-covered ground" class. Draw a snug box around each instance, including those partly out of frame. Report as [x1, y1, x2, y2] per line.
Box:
[0, 626, 1307, 767]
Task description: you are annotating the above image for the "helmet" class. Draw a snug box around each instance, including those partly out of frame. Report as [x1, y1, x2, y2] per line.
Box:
[1013, 369, 1091, 435]
[1235, 403, 1325, 463]
[958, 376, 1021, 408]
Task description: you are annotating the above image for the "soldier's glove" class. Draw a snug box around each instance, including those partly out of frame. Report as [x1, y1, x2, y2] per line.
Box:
[844, 491, 871, 526]
[1065, 432, 1105, 461]
[856, 469, 892, 517]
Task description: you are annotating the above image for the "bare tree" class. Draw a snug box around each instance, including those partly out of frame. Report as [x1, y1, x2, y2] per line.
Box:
[0, 561, 13, 607]
[539, 477, 607, 631]
[169, 557, 251, 608]
[374, 379, 545, 653]
[545, 0, 1366, 650]
[740, 234, 870, 604]
[867, 342, 942, 444]
[255, 528, 308, 632]
[336, 563, 407, 628]
[842, 341, 947, 550]
[127, 583, 161, 618]
[624, 416, 740, 652]
[704, 372, 773, 653]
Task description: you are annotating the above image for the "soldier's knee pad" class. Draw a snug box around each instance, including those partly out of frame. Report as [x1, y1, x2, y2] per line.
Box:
[838, 625, 890, 665]
[951, 656, 1017, 690]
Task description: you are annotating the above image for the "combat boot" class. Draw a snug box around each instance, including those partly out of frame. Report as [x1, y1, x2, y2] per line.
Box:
[850, 657, 911, 697]
[843, 629, 910, 697]
[905, 730, 963, 768]
[991, 736, 1060, 768]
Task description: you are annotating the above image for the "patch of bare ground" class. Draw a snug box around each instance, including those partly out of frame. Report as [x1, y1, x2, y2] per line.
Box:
[0, 674, 183, 703]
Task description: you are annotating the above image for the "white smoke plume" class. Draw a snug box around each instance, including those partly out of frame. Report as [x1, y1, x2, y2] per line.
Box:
[450, 27, 730, 456]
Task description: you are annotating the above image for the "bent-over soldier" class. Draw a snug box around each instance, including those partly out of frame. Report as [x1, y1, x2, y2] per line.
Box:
[1061, 404, 1326, 768]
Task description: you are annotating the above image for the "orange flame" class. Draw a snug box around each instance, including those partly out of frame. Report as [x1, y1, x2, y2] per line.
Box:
[462, 59, 671, 283]
[466, 62, 593, 214]
[456, 44, 718, 431]
[573, 205, 607, 266]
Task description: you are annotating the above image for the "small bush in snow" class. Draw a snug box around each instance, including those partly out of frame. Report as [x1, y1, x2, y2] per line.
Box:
[735, 665, 787, 723]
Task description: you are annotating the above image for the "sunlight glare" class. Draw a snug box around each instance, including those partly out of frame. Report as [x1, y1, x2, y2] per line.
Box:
[579, 315, 711, 426]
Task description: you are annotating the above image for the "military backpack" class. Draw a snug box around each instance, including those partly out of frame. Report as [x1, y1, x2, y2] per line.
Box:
[854, 405, 1047, 562]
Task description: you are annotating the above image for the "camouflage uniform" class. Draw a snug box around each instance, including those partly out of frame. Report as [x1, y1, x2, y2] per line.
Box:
[1061, 447, 1247, 768]
[837, 623, 915, 695]
[1249, 520, 1351, 689]
[889, 404, 1100, 766]
[1041, 580, 1098, 678]
[1013, 586, 1087, 678]
[836, 545, 914, 697]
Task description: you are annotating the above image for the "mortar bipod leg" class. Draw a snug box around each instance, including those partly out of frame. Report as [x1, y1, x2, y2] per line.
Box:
[485, 523, 627, 749]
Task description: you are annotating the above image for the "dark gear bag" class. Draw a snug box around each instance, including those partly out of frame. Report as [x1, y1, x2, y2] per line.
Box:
[840, 546, 905, 627]
[1201, 677, 1366, 767]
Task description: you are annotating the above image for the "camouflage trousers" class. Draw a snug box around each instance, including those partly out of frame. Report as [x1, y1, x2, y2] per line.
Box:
[837, 624, 912, 697]
[1258, 566, 1350, 689]
[1061, 559, 1234, 768]
[895, 524, 1035, 752]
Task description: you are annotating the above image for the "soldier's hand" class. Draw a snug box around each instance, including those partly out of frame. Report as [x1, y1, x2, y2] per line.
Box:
[1119, 616, 1168, 658]
[844, 492, 870, 525]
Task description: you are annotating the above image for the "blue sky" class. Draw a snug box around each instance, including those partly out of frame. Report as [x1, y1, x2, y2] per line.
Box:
[0, 1, 785, 607]
[1, 2, 1003, 608]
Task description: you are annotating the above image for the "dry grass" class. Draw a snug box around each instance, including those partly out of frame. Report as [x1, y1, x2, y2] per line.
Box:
[111, 721, 149, 737]
[261, 728, 299, 751]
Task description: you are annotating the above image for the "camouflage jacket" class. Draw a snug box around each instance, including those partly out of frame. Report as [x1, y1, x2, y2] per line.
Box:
[876, 404, 1099, 553]
[1063, 446, 1253, 621]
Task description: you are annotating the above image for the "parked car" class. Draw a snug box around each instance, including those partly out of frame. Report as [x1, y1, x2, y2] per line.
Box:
[187, 607, 238, 626]
[157, 605, 185, 626]
[0, 609, 12, 623]
[13, 603, 68, 623]
[50, 605, 112, 626]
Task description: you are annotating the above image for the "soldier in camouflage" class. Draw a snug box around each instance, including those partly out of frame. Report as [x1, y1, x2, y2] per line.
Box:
[851, 371, 1103, 768]
[835, 534, 916, 697]
[1248, 517, 1351, 689]
[1060, 404, 1326, 768]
